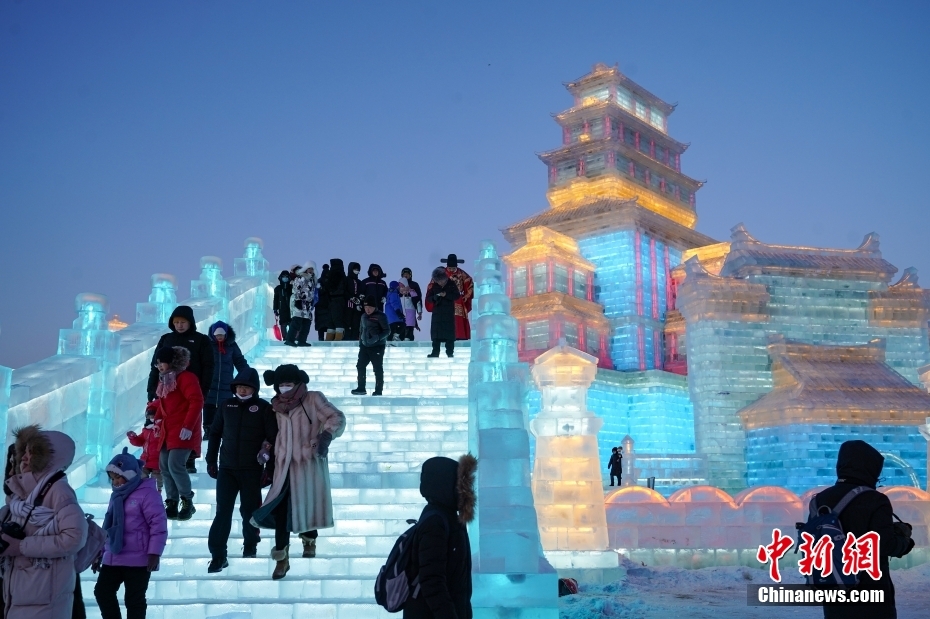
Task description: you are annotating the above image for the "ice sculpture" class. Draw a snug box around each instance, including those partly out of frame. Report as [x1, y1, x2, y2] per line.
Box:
[467, 239, 559, 619]
[58, 293, 120, 467]
[136, 273, 178, 324]
[530, 341, 609, 551]
[191, 256, 228, 322]
[621, 434, 636, 486]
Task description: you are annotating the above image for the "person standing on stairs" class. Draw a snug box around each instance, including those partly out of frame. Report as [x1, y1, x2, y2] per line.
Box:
[92, 448, 168, 619]
[273, 270, 294, 341]
[314, 263, 331, 342]
[425, 267, 461, 358]
[607, 447, 622, 487]
[352, 298, 390, 396]
[204, 321, 250, 437]
[324, 259, 348, 341]
[251, 365, 347, 580]
[345, 262, 364, 341]
[205, 368, 278, 573]
[146, 305, 213, 474]
[384, 280, 406, 342]
[398, 276, 421, 341]
[399, 267, 424, 327]
[149, 346, 204, 521]
[285, 262, 316, 347]
[360, 264, 388, 311]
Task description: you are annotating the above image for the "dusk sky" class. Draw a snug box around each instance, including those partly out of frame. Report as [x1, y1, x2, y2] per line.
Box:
[1, 1, 928, 369]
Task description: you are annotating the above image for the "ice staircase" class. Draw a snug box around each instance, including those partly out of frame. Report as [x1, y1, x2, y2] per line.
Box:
[78, 341, 471, 619]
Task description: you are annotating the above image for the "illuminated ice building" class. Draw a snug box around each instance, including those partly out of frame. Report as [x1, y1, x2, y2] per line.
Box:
[503, 63, 930, 495]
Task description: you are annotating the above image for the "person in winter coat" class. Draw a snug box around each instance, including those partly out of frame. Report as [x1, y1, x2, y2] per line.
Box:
[204, 321, 250, 434]
[205, 368, 278, 572]
[425, 267, 461, 358]
[398, 277, 420, 341]
[384, 281, 406, 342]
[149, 346, 204, 522]
[400, 268, 424, 319]
[273, 270, 294, 337]
[403, 454, 477, 619]
[345, 262, 364, 341]
[285, 262, 316, 347]
[816, 440, 915, 619]
[92, 449, 168, 619]
[607, 447, 622, 487]
[314, 264, 331, 342]
[360, 264, 388, 311]
[0, 426, 89, 619]
[126, 409, 163, 493]
[251, 365, 346, 580]
[351, 298, 390, 396]
[324, 259, 348, 341]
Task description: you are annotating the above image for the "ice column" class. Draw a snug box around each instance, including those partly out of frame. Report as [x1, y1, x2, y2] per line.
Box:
[468, 240, 559, 619]
[530, 342, 609, 551]
[621, 435, 636, 487]
[58, 293, 120, 466]
[191, 256, 228, 322]
[233, 238, 271, 342]
[136, 274, 178, 324]
[920, 419, 930, 491]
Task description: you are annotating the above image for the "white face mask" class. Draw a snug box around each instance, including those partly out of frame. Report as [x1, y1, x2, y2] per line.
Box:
[236, 393, 251, 401]
[279, 385, 293, 394]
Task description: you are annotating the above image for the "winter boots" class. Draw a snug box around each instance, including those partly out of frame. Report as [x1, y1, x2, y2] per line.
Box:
[324, 332, 335, 341]
[177, 496, 196, 521]
[334, 331, 344, 341]
[164, 498, 179, 520]
[301, 537, 317, 558]
[351, 386, 367, 395]
[242, 543, 258, 558]
[271, 545, 290, 580]
[372, 381, 383, 397]
[207, 557, 228, 573]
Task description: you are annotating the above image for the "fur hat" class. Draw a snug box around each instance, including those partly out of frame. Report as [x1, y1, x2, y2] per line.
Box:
[431, 267, 448, 282]
[263, 364, 309, 388]
[155, 346, 191, 372]
[106, 447, 142, 481]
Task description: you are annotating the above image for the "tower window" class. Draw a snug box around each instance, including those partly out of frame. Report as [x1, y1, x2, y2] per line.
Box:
[525, 320, 550, 351]
[554, 265, 569, 293]
[512, 267, 527, 298]
[532, 263, 548, 294]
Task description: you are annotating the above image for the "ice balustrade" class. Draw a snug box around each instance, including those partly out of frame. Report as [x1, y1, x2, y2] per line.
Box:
[3, 238, 271, 487]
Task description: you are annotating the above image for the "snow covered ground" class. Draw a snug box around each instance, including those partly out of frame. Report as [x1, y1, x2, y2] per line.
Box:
[560, 558, 930, 618]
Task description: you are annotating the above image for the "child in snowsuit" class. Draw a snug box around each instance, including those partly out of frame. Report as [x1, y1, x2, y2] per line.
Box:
[398, 277, 420, 341]
[93, 448, 168, 619]
[127, 409, 163, 493]
[385, 281, 405, 342]
[607, 447, 622, 487]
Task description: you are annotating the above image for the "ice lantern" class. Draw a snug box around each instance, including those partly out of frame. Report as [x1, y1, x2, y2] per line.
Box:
[530, 341, 609, 551]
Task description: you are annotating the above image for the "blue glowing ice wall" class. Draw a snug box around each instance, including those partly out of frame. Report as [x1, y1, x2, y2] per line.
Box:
[58, 294, 120, 466]
[468, 240, 559, 619]
[577, 230, 680, 371]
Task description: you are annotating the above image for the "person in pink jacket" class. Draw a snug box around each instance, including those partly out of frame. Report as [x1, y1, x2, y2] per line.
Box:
[151, 346, 204, 521]
[93, 448, 168, 619]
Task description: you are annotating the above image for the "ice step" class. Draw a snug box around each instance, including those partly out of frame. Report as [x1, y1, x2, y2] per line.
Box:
[80, 600, 393, 619]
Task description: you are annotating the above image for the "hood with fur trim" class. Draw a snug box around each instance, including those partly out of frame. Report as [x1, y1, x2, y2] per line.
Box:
[367, 263, 384, 279]
[208, 321, 237, 343]
[13, 425, 76, 475]
[155, 346, 191, 373]
[168, 305, 198, 332]
[420, 453, 477, 524]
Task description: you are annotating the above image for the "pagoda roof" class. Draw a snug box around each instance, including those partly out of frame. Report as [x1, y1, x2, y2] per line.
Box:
[553, 99, 689, 152]
[739, 336, 930, 430]
[719, 224, 898, 282]
[501, 198, 717, 250]
[503, 226, 596, 271]
[511, 291, 609, 326]
[565, 63, 675, 116]
[537, 138, 702, 191]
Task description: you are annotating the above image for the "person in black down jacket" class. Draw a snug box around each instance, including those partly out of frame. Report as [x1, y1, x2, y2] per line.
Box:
[204, 321, 250, 434]
[361, 263, 388, 311]
[816, 440, 915, 619]
[352, 298, 390, 396]
[205, 368, 278, 573]
[404, 454, 477, 619]
[425, 267, 461, 358]
[325, 258, 348, 341]
[345, 262, 363, 341]
[273, 270, 293, 336]
[315, 263, 331, 342]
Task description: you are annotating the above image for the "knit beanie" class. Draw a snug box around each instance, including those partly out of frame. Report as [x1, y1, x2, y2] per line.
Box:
[106, 447, 142, 481]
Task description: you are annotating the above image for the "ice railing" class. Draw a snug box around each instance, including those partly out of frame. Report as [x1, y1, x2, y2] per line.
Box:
[0, 238, 272, 489]
[606, 484, 930, 569]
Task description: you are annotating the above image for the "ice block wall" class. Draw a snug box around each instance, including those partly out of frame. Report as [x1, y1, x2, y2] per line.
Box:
[530, 342, 609, 551]
[467, 239, 559, 619]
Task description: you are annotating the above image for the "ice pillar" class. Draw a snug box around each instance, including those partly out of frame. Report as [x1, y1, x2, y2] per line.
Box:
[621, 435, 636, 487]
[530, 342, 609, 551]
[468, 240, 559, 619]
[58, 293, 120, 466]
[920, 418, 930, 492]
[136, 274, 178, 324]
[191, 256, 228, 322]
[233, 238, 271, 339]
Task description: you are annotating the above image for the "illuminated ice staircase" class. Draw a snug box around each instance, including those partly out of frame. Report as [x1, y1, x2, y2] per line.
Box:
[79, 341, 470, 619]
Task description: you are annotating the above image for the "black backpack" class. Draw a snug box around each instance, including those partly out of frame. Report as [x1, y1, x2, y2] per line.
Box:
[374, 507, 449, 613]
[795, 486, 872, 586]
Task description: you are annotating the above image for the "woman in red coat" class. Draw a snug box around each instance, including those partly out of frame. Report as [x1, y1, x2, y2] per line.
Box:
[151, 346, 204, 521]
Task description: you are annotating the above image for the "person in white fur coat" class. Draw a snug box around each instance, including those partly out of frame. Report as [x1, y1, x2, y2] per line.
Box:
[250, 364, 346, 580]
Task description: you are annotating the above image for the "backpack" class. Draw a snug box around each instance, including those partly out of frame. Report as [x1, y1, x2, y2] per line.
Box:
[374, 508, 449, 613]
[795, 485, 872, 586]
[558, 577, 579, 596]
[74, 514, 107, 573]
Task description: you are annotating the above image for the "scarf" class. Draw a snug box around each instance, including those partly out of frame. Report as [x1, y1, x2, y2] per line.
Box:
[102, 474, 144, 555]
[217, 340, 227, 355]
[271, 382, 308, 415]
[156, 370, 178, 398]
[8, 468, 64, 536]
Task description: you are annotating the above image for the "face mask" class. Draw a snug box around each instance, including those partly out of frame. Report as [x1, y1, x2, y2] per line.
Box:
[279, 385, 293, 394]
[353, 270, 360, 275]
[282, 277, 289, 283]
[236, 393, 251, 401]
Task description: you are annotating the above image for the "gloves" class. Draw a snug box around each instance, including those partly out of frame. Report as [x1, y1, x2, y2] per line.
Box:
[127, 431, 138, 440]
[894, 521, 913, 540]
[207, 463, 218, 479]
[91, 554, 103, 574]
[1, 535, 22, 557]
[257, 442, 272, 465]
[179, 428, 193, 441]
[147, 554, 160, 572]
[317, 430, 333, 458]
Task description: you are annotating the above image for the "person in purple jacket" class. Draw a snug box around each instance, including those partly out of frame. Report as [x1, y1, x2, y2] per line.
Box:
[93, 448, 168, 619]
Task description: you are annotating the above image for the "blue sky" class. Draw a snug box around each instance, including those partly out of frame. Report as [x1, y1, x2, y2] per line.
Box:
[1, 1, 928, 368]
